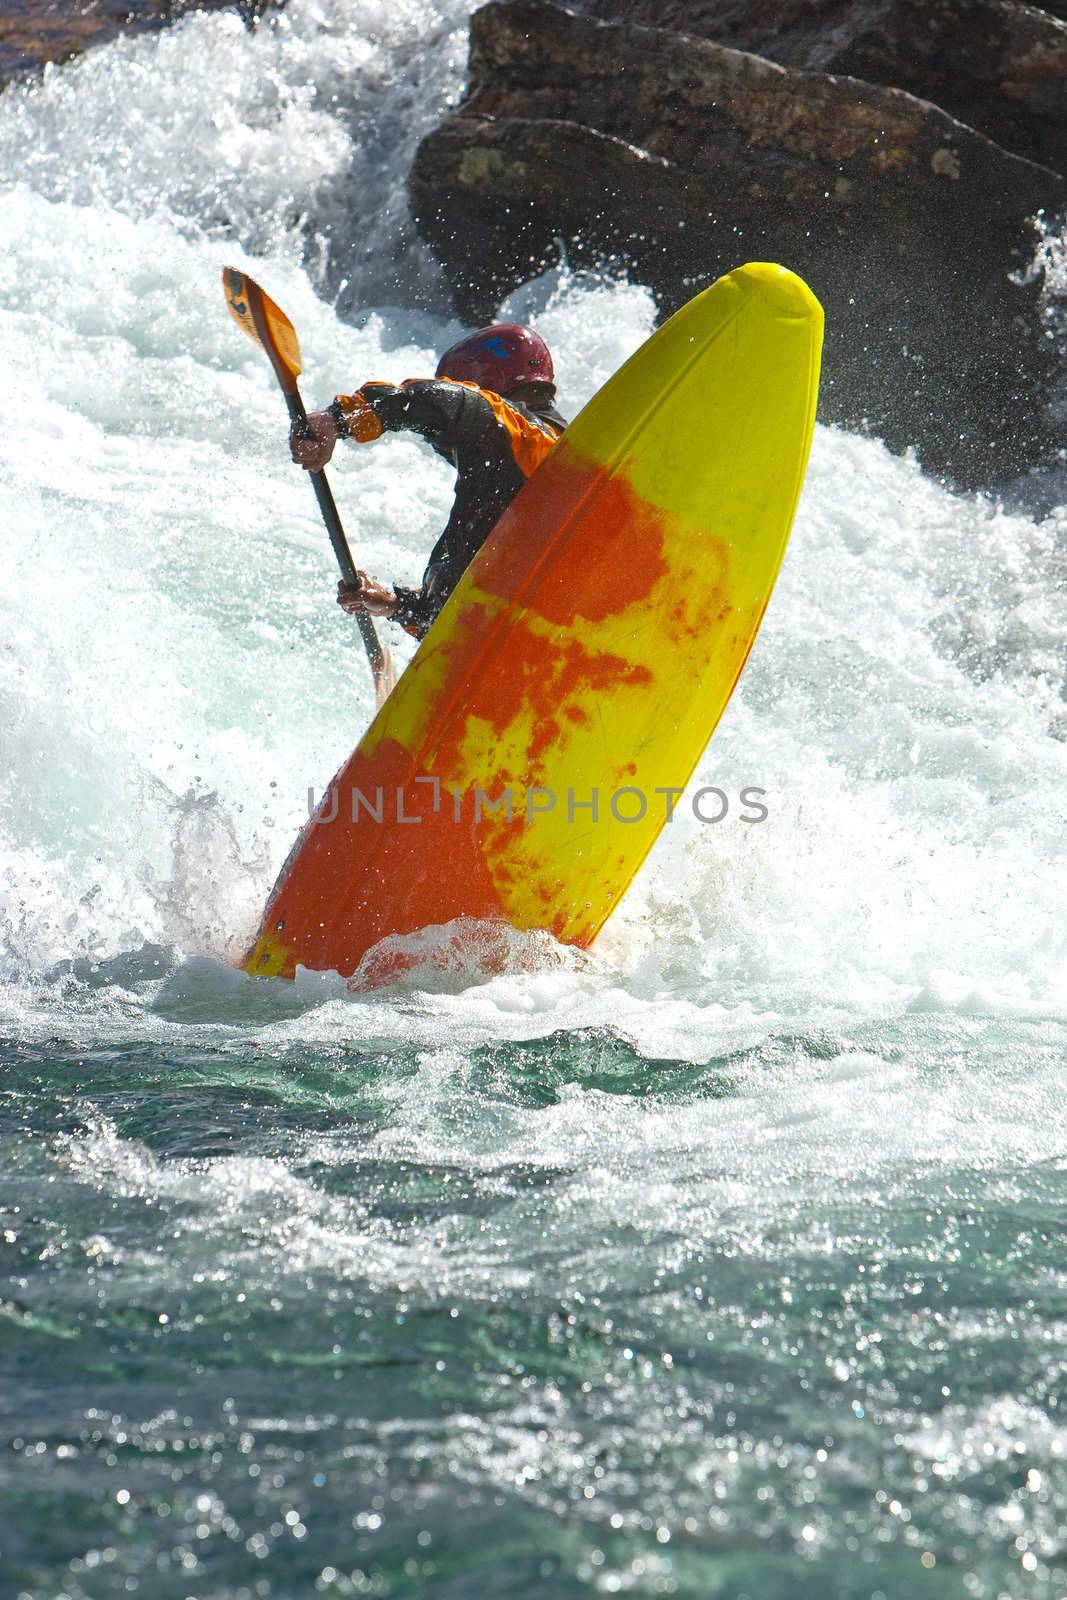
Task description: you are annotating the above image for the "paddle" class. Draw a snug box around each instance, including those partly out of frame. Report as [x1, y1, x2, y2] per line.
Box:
[222, 266, 396, 709]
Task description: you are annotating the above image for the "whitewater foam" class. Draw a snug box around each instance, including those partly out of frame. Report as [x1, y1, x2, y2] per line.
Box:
[0, 0, 1064, 1037]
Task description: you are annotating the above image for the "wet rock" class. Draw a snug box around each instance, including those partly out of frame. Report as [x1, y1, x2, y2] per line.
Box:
[581, 0, 1067, 176]
[410, 0, 1067, 488]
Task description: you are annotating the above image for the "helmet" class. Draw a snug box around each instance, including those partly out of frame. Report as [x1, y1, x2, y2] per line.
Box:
[435, 323, 554, 395]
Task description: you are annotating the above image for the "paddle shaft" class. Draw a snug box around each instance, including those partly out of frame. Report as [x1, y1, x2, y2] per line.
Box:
[239, 275, 391, 686]
[286, 388, 390, 679]
[283, 389, 360, 585]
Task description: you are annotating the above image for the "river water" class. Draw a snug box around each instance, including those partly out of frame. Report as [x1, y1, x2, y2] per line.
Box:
[2, 3, 1067, 1596]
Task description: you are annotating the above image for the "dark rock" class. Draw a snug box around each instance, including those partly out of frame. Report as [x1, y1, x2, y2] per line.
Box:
[580, 0, 1067, 176]
[410, 0, 1067, 488]
[0, 0, 271, 87]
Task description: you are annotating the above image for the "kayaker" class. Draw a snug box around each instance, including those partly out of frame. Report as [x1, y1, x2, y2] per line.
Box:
[290, 323, 567, 640]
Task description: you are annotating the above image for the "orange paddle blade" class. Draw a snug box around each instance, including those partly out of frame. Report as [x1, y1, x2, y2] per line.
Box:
[222, 266, 302, 392]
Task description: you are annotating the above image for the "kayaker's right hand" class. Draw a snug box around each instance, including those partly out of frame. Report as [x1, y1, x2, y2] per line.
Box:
[290, 410, 337, 471]
[337, 575, 399, 618]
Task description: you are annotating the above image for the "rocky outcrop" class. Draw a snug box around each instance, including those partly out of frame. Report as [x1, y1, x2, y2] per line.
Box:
[0, 0, 267, 86]
[582, 0, 1067, 176]
[410, 0, 1067, 488]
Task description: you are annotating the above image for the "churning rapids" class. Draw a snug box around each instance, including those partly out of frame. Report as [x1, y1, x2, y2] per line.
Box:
[2, 3, 1067, 1597]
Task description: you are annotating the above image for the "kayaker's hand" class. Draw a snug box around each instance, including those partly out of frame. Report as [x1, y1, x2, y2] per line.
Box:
[290, 410, 337, 471]
[337, 575, 399, 619]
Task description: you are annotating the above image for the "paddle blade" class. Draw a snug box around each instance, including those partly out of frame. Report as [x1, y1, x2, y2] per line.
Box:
[222, 266, 302, 392]
[374, 643, 399, 711]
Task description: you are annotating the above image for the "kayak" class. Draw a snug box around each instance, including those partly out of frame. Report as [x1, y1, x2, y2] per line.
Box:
[243, 261, 823, 981]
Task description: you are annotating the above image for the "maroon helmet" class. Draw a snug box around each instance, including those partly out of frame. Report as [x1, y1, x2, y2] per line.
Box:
[435, 322, 555, 395]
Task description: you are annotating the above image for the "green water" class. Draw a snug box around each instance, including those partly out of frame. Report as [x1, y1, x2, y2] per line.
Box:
[4, 962, 1066, 1598]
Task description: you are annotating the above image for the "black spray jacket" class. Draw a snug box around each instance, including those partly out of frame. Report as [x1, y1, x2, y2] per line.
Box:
[333, 378, 566, 639]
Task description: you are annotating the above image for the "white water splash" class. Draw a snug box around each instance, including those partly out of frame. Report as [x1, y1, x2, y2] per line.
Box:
[0, 0, 1064, 1046]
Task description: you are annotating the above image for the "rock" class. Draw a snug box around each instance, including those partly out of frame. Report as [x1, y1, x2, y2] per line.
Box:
[0, 0, 269, 88]
[580, 0, 1067, 176]
[410, 0, 1067, 488]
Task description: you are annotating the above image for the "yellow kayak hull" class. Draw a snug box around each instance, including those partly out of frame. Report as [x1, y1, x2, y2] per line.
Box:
[244, 262, 823, 980]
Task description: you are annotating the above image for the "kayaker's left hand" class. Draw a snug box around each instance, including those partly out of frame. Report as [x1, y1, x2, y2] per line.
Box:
[337, 575, 398, 618]
[290, 410, 337, 471]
